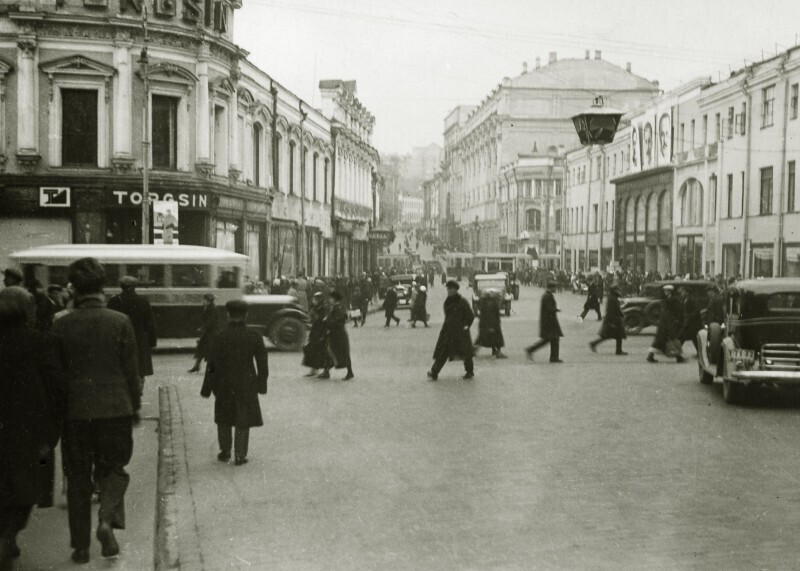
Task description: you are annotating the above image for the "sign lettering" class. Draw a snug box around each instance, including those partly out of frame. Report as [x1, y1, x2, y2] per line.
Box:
[40, 187, 71, 207]
[111, 190, 208, 208]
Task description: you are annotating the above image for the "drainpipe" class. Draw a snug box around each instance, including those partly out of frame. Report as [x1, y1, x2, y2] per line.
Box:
[331, 128, 338, 274]
[269, 80, 279, 281]
[585, 147, 592, 270]
[776, 54, 790, 277]
[299, 102, 308, 277]
[739, 68, 754, 277]
[561, 156, 567, 270]
[503, 170, 512, 252]
[598, 145, 606, 270]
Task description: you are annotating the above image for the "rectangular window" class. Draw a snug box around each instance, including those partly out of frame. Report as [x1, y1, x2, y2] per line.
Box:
[726, 173, 734, 218]
[727, 107, 734, 139]
[791, 84, 799, 120]
[751, 244, 774, 278]
[709, 175, 717, 223]
[762, 85, 775, 127]
[152, 95, 178, 170]
[715, 113, 721, 141]
[61, 89, 98, 166]
[702, 115, 708, 146]
[679, 123, 685, 152]
[593, 204, 598, 232]
[324, 159, 329, 203]
[760, 166, 773, 215]
[690, 119, 695, 149]
[740, 102, 747, 135]
[788, 160, 796, 213]
[289, 142, 295, 195]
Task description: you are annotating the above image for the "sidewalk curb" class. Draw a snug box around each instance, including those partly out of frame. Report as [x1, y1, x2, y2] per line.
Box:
[155, 385, 205, 570]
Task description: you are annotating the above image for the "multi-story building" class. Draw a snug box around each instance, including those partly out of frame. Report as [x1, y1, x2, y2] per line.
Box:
[399, 193, 423, 225]
[0, 0, 381, 280]
[439, 51, 660, 256]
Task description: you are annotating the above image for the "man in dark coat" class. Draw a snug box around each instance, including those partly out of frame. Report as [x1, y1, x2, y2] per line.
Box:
[525, 280, 564, 363]
[383, 286, 401, 327]
[51, 258, 140, 564]
[579, 275, 602, 321]
[647, 284, 685, 363]
[474, 290, 506, 358]
[427, 280, 475, 380]
[323, 291, 354, 380]
[0, 287, 67, 567]
[107, 276, 157, 391]
[680, 286, 705, 354]
[189, 293, 222, 373]
[201, 300, 269, 466]
[704, 284, 726, 327]
[589, 284, 627, 355]
[303, 292, 332, 377]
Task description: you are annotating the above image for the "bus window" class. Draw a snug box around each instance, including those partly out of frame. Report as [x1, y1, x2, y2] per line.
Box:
[123, 264, 165, 287]
[172, 265, 211, 288]
[217, 267, 240, 288]
[501, 261, 514, 272]
[48, 265, 71, 286]
[487, 261, 500, 272]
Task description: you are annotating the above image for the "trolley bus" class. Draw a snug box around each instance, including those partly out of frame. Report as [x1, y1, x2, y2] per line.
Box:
[10, 244, 308, 349]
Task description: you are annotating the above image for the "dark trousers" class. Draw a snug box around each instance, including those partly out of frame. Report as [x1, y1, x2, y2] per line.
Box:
[431, 354, 473, 375]
[580, 302, 602, 320]
[591, 337, 624, 353]
[526, 337, 560, 362]
[0, 504, 32, 546]
[385, 311, 399, 327]
[63, 417, 133, 549]
[218, 425, 250, 460]
[360, 301, 369, 324]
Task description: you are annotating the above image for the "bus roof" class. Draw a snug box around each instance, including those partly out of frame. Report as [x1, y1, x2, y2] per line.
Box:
[10, 244, 249, 265]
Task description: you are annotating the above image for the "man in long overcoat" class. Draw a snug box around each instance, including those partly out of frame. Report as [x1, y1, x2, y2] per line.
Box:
[201, 300, 269, 466]
[383, 286, 401, 327]
[107, 276, 157, 391]
[579, 275, 602, 321]
[647, 284, 685, 363]
[427, 280, 475, 380]
[303, 292, 332, 378]
[525, 280, 564, 363]
[589, 284, 627, 355]
[474, 290, 506, 358]
[189, 293, 222, 373]
[323, 291, 355, 380]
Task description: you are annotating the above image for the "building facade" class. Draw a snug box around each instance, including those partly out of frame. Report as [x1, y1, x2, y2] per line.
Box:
[399, 193, 423, 225]
[0, 0, 381, 279]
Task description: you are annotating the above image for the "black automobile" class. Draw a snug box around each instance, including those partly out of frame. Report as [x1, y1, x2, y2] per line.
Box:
[241, 294, 309, 351]
[697, 278, 800, 404]
[390, 274, 415, 308]
[621, 279, 715, 334]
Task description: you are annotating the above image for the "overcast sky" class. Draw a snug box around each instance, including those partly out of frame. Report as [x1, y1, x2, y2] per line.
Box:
[235, 0, 799, 155]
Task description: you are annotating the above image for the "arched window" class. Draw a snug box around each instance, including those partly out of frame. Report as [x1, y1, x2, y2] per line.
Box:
[625, 197, 635, 235]
[658, 190, 670, 231]
[636, 196, 646, 236]
[252, 123, 262, 187]
[680, 178, 704, 226]
[312, 152, 319, 201]
[324, 158, 330, 203]
[646, 192, 657, 234]
[288, 140, 296, 195]
[275, 133, 283, 192]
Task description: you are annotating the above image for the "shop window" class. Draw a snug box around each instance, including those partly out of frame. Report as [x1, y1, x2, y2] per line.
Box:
[751, 244, 773, 278]
[62, 89, 98, 166]
[215, 220, 238, 252]
[722, 243, 741, 278]
[783, 244, 800, 277]
[677, 235, 703, 277]
[760, 166, 773, 215]
[152, 95, 178, 170]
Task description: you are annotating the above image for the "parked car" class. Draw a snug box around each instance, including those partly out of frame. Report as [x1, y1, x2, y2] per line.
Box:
[471, 272, 513, 316]
[621, 279, 715, 334]
[242, 294, 308, 351]
[697, 278, 800, 404]
[390, 274, 415, 309]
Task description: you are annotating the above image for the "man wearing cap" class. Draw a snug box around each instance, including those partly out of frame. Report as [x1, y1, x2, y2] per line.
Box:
[647, 284, 685, 363]
[201, 300, 269, 465]
[427, 280, 475, 380]
[2, 268, 23, 288]
[525, 280, 564, 363]
[107, 276, 157, 392]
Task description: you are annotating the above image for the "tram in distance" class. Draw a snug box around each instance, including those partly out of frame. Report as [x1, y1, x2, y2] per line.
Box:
[10, 244, 308, 350]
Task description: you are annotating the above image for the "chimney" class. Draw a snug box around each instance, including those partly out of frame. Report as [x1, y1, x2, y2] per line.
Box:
[626, 62, 631, 73]
[522, 61, 528, 74]
[535, 56, 540, 69]
[585, 50, 590, 60]
[594, 50, 602, 60]
[548, 51, 557, 64]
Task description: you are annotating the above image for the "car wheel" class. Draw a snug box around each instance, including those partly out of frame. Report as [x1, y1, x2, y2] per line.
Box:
[269, 317, 306, 351]
[722, 379, 748, 404]
[505, 303, 511, 317]
[707, 323, 723, 365]
[698, 362, 714, 384]
[623, 311, 644, 334]
[644, 301, 661, 326]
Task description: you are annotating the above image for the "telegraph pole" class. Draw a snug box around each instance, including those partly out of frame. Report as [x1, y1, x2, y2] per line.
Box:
[139, 0, 151, 244]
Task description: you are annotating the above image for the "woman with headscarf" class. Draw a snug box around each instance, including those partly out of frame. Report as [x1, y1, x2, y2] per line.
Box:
[0, 287, 67, 567]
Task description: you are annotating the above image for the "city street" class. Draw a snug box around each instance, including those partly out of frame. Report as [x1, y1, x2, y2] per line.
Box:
[145, 283, 800, 569]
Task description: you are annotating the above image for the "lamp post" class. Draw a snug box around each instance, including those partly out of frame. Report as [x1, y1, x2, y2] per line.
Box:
[138, 2, 150, 245]
[571, 96, 623, 272]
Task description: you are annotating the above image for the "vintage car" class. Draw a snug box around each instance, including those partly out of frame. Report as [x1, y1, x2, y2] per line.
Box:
[471, 272, 513, 316]
[242, 294, 309, 351]
[621, 279, 715, 334]
[390, 274, 416, 308]
[697, 278, 800, 404]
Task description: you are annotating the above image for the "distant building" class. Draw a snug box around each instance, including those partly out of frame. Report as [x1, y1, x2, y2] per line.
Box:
[399, 193, 424, 225]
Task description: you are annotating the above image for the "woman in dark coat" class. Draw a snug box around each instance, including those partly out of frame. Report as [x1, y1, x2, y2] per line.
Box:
[323, 291, 354, 380]
[428, 280, 475, 380]
[525, 280, 564, 363]
[201, 300, 269, 465]
[410, 285, 429, 328]
[475, 291, 506, 358]
[647, 285, 685, 363]
[0, 286, 66, 566]
[189, 293, 222, 373]
[680, 287, 704, 353]
[383, 286, 400, 327]
[589, 284, 627, 355]
[303, 292, 332, 378]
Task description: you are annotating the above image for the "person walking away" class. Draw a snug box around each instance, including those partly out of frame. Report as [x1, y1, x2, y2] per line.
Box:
[360, 278, 372, 326]
[474, 290, 506, 358]
[427, 280, 475, 380]
[589, 284, 627, 355]
[303, 292, 332, 378]
[51, 258, 140, 564]
[349, 284, 363, 327]
[201, 300, 268, 466]
[411, 285, 429, 328]
[324, 291, 355, 380]
[0, 287, 67, 569]
[383, 286, 401, 327]
[647, 284, 685, 363]
[189, 294, 221, 373]
[680, 286, 704, 354]
[525, 280, 564, 363]
[579, 275, 602, 321]
[107, 276, 157, 394]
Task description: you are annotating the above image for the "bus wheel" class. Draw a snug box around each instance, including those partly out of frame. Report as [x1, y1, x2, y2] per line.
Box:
[270, 317, 306, 351]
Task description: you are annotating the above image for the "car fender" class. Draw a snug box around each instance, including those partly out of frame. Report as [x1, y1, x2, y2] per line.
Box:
[696, 328, 714, 375]
[271, 307, 309, 325]
[719, 336, 743, 384]
[622, 306, 643, 318]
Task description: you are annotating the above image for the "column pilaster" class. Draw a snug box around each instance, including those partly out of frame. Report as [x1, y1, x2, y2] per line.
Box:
[16, 34, 40, 169]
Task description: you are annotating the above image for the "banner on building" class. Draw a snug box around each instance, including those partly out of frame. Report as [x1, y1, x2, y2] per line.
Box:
[153, 200, 179, 245]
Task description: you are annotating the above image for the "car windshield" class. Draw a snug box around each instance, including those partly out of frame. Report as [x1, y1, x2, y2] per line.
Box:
[477, 280, 506, 290]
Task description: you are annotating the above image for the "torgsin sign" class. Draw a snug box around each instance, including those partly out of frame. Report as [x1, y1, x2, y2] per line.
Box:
[111, 190, 208, 208]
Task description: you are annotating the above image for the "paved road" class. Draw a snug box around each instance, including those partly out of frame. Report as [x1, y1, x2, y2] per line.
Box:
[17, 282, 800, 569]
